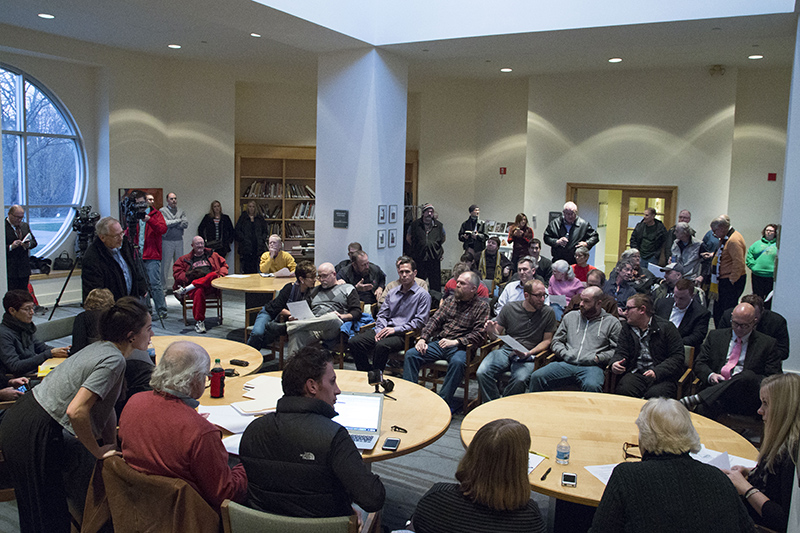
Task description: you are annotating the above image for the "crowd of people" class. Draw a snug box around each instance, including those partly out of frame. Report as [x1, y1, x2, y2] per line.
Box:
[1, 194, 794, 532]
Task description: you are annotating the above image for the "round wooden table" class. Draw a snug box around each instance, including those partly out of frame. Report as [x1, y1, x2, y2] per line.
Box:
[461, 391, 759, 506]
[211, 274, 294, 293]
[200, 369, 452, 463]
[151, 336, 263, 370]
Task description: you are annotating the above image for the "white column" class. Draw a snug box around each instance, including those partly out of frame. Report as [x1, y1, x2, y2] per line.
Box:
[774, 17, 800, 372]
[315, 49, 408, 276]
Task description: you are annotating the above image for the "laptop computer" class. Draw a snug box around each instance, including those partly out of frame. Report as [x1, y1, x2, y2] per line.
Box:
[332, 392, 384, 450]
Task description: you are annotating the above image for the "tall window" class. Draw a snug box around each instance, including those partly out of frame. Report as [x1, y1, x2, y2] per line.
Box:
[1, 63, 86, 256]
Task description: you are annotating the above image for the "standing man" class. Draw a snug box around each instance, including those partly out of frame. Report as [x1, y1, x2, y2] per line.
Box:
[5, 205, 36, 291]
[348, 256, 431, 373]
[611, 294, 685, 399]
[654, 278, 711, 350]
[240, 346, 385, 518]
[709, 215, 747, 327]
[173, 236, 229, 334]
[664, 209, 692, 265]
[160, 192, 188, 291]
[543, 202, 599, 264]
[458, 204, 486, 256]
[334, 242, 362, 274]
[337, 250, 386, 306]
[403, 271, 489, 411]
[134, 192, 168, 319]
[81, 217, 146, 302]
[477, 280, 556, 401]
[259, 234, 296, 274]
[406, 203, 445, 292]
[630, 207, 668, 268]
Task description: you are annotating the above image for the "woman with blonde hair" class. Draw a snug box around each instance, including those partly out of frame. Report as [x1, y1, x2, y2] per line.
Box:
[70, 288, 115, 354]
[591, 398, 753, 532]
[410, 418, 544, 533]
[197, 199, 234, 258]
[724, 373, 800, 532]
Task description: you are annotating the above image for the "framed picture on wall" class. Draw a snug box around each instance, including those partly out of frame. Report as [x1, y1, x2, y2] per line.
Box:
[388, 228, 397, 247]
[388, 205, 398, 224]
[377, 229, 387, 249]
[378, 205, 387, 224]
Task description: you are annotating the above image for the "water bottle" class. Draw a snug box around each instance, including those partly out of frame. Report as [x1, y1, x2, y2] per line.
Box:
[556, 436, 570, 465]
[210, 358, 225, 398]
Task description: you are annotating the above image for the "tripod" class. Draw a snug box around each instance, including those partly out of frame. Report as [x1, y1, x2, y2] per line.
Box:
[48, 247, 84, 321]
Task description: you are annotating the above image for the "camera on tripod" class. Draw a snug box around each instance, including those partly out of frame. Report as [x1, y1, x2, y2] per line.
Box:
[120, 194, 148, 227]
[72, 205, 100, 255]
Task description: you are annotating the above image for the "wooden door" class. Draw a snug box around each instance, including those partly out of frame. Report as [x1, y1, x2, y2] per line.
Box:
[618, 190, 675, 259]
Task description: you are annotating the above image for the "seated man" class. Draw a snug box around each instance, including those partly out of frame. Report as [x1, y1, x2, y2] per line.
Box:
[337, 250, 386, 306]
[611, 294, 685, 399]
[240, 346, 385, 518]
[653, 278, 710, 349]
[682, 302, 780, 417]
[564, 269, 619, 317]
[649, 264, 683, 302]
[603, 261, 637, 315]
[0, 290, 69, 376]
[494, 257, 536, 316]
[334, 242, 362, 274]
[348, 256, 431, 373]
[119, 341, 247, 509]
[403, 271, 489, 411]
[259, 234, 296, 274]
[529, 239, 552, 285]
[375, 270, 428, 314]
[477, 280, 556, 401]
[477, 237, 511, 292]
[276, 262, 361, 358]
[173, 236, 229, 334]
[247, 261, 317, 351]
[443, 262, 489, 300]
[719, 294, 789, 361]
[528, 286, 621, 393]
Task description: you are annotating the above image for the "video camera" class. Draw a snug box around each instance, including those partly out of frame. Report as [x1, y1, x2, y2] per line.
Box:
[72, 205, 100, 254]
[120, 194, 148, 227]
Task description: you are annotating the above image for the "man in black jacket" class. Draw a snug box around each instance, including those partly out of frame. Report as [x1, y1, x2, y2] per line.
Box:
[239, 346, 385, 519]
[611, 293, 685, 398]
[719, 294, 789, 361]
[653, 279, 710, 349]
[81, 216, 146, 302]
[5, 205, 37, 291]
[543, 202, 599, 264]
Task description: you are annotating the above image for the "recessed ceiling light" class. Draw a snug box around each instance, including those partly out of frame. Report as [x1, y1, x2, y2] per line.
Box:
[38, 13, 55, 19]
[608, 57, 623, 63]
[250, 33, 261, 38]
[168, 44, 182, 49]
[748, 54, 764, 60]
[500, 68, 513, 73]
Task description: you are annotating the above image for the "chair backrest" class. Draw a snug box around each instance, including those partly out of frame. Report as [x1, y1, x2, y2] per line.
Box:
[220, 500, 357, 533]
[684, 345, 695, 368]
[35, 315, 75, 343]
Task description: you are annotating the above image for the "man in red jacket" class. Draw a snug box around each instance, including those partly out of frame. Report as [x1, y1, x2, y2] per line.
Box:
[126, 190, 168, 319]
[173, 236, 228, 333]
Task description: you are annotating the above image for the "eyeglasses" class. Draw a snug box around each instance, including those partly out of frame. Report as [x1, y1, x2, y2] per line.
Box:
[623, 442, 641, 461]
[17, 305, 35, 313]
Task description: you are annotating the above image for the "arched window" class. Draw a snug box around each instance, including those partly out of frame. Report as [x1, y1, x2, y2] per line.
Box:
[1, 62, 86, 256]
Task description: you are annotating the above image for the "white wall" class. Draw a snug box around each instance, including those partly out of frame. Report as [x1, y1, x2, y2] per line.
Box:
[235, 81, 317, 146]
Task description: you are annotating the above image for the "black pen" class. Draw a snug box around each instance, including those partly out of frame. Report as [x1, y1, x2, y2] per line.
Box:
[540, 467, 552, 481]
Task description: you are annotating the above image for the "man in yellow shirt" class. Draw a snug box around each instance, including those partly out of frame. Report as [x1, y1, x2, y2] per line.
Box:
[259, 234, 296, 274]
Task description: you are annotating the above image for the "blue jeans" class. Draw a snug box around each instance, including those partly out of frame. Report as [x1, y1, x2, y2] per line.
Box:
[248, 307, 276, 350]
[476, 346, 535, 402]
[144, 259, 166, 316]
[527, 361, 605, 392]
[403, 342, 466, 408]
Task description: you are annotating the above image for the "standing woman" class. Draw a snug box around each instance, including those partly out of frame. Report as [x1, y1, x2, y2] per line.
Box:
[198, 200, 234, 259]
[746, 224, 778, 309]
[235, 200, 268, 273]
[507, 213, 533, 271]
[724, 373, 800, 533]
[0, 297, 153, 533]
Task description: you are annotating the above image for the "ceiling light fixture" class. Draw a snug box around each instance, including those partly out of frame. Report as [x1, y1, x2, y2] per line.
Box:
[500, 67, 512, 73]
[250, 33, 261, 38]
[608, 57, 623, 63]
[748, 54, 764, 60]
[38, 13, 55, 19]
[168, 44, 182, 49]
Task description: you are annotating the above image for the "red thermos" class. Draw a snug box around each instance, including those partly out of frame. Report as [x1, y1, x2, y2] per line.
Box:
[210, 358, 225, 398]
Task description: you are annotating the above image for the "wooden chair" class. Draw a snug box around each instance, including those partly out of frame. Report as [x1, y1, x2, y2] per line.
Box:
[221, 499, 359, 533]
[0, 399, 17, 503]
[181, 290, 223, 326]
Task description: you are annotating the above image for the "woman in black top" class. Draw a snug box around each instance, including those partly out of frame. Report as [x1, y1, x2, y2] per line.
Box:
[234, 200, 268, 273]
[197, 200, 234, 258]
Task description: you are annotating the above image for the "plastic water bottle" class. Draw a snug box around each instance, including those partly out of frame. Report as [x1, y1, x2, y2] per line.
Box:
[210, 358, 225, 398]
[556, 436, 570, 465]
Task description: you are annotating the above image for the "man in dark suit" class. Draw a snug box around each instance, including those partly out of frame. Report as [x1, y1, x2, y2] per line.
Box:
[5, 205, 37, 291]
[653, 278, 710, 349]
[683, 302, 781, 417]
[719, 294, 789, 361]
[81, 216, 147, 302]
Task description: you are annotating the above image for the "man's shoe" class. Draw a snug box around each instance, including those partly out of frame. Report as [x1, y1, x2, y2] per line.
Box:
[158, 310, 168, 320]
[195, 320, 206, 334]
[174, 286, 188, 300]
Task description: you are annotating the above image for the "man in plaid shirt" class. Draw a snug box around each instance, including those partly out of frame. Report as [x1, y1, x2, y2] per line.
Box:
[402, 271, 489, 411]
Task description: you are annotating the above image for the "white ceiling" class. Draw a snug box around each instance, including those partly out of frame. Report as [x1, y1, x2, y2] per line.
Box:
[0, 0, 797, 89]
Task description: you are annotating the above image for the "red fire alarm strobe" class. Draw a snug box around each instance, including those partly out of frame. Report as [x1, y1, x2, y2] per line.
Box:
[500, 167, 507, 175]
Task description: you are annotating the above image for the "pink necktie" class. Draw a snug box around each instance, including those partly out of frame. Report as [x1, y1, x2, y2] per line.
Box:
[720, 337, 742, 380]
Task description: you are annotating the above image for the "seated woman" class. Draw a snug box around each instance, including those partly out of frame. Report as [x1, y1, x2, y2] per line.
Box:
[591, 398, 754, 533]
[548, 260, 584, 320]
[247, 260, 317, 350]
[70, 287, 115, 354]
[571, 246, 597, 282]
[0, 289, 69, 376]
[410, 419, 545, 533]
[0, 297, 152, 532]
[724, 373, 800, 532]
[119, 340, 247, 509]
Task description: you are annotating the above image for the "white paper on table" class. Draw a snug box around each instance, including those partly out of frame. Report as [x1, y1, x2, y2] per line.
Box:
[498, 335, 528, 355]
[243, 375, 283, 391]
[222, 433, 243, 455]
[198, 405, 257, 434]
[528, 453, 545, 474]
[287, 300, 315, 320]
[273, 267, 294, 277]
[648, 263, 665, 278]
[585, 463, 621, 486]
[225, 274, 249, 278]
[549, 294, 567, 307]
[690, 444, 757, 470]
[231, 398, 279, 415]
[708, 452, 731, 470]
[259, 272, 274, 277]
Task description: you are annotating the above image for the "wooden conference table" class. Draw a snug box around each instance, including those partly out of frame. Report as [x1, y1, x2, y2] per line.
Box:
[212, 274, 294, 309]
[201, 369, 452, 463]
[461, 391, 759, 507]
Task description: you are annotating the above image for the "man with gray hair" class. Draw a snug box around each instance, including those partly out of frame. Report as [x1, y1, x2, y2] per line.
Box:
[709, 215, 747, 327]
[81, 216, 146, 302]
[160, 192, 188, 290]
[5, 205, 37, 291]
[543, 201, 599, 264]
[118, 341, 247, 509]
[670, 221, 702, 282]
[403, 271, 489, 411]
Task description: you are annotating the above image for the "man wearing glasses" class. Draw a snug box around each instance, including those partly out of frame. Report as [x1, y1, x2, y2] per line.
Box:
[82, 217, 147, 302]
[5, 205, 37, 291]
